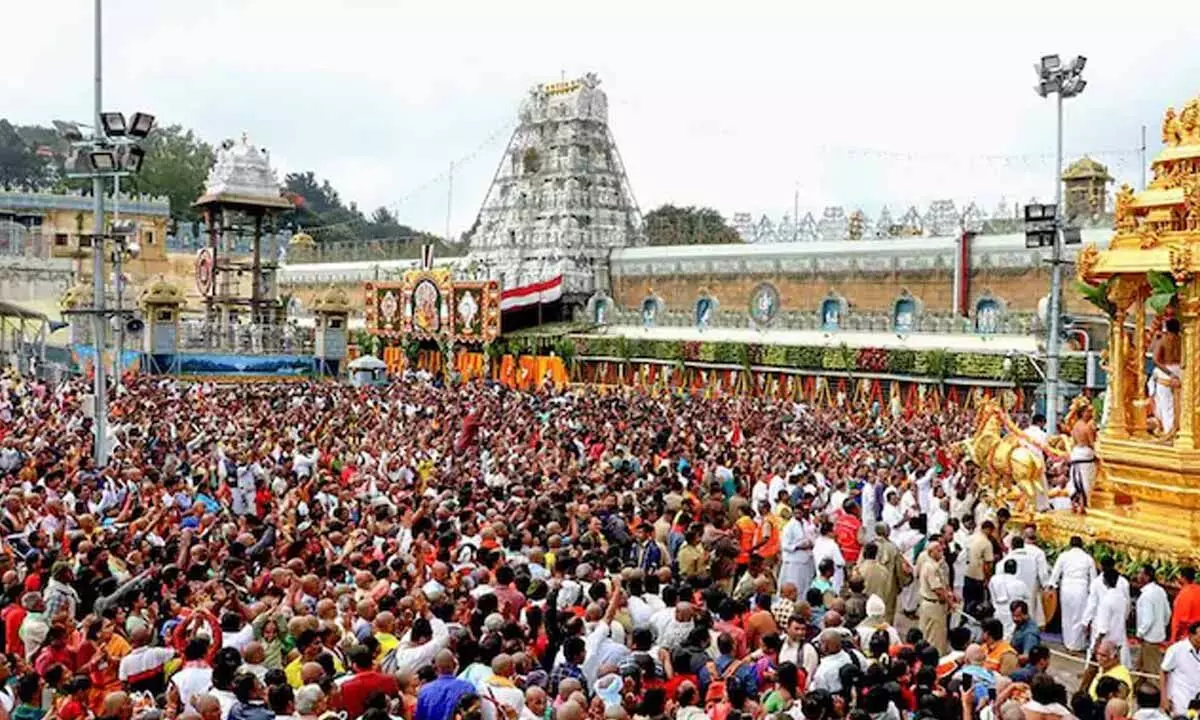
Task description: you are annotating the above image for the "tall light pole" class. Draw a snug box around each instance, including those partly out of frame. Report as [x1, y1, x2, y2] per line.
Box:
[1034, 53, 1086, 426]
[60, 0, 154, 466]
[91, 0, 107, 467]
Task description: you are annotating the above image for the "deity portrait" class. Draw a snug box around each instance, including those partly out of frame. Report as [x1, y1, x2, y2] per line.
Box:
[894, 299, 916, 334]
[641, 297, 659, 328]
[696, 297, 713, 330]
[749, 283, 780, 327]
[379, 290, 400, 326]
[457, 290, 479, 332]
[976, 299, 1000, 334]
[413, 280, 441, 333]
[593, 298, 609, 325]
[821, 298, 841, 330]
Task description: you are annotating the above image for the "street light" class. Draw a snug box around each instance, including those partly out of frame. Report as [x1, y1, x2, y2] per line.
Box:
[57, 96, 153, 466]
[99, 111, 127, 136]
[128, 112, 155, 138]
[122, 146, 146, 173]
[1033, 53, 1086, 426]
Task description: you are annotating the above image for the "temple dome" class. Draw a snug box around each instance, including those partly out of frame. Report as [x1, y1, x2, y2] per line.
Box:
[313, 285, 352, 313]
[194, 133, 291, 208]
[59, 283, 92, 311]
[1062, 156, 1112, 181]
[139, 276, 184, 306]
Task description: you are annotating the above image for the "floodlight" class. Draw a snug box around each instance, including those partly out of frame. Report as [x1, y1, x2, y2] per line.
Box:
[122, 146, 146, 173]
[110, 219, 137, 236]
[1069, 56, 1086, 74]
[89, 150, 118, 172]
[1036, 80, 1057, 97]
[1040, 54, 1061, 73]
[100, 112, 127, 136]
[128, 112, 155, 138]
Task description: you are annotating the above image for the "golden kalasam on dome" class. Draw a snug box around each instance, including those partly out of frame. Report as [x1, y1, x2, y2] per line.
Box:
[138, 276, 184, 307]
[312, 285, 353, 314]
[1062, 93, 1200, 559]
[59, 283, 93, 311]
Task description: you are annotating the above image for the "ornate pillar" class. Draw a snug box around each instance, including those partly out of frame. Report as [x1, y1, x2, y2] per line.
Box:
[1105, 304, 1129, 439]
[1135, 288, 1148, 406]
[1175, 281, 1199, 450]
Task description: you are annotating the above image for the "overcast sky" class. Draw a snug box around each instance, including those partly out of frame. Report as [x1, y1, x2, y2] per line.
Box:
[5, 0, 1198, 236]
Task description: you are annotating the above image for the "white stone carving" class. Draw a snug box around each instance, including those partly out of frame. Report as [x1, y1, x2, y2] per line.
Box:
[202, 134, 282, 201]
[818, 207, 849, 243]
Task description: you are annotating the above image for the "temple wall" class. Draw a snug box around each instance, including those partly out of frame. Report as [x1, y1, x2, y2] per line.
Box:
[607, 229, 1111, 321]
[611, 266, 1094, 316]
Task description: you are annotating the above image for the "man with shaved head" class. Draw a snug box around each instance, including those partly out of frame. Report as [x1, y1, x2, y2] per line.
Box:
[415, 649, 474, 720]
[522, 687, 548, 720]
[119, 625, 176, 696]
[480, 654, 525, 720]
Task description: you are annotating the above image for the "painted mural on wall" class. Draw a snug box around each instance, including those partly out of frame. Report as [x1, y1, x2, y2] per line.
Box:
[749, 282, 780, 327]
[820, 292, 847, 331]
[695, 292, 718, 330]
[641, 295, 663, 328]
[975, 296, 1002, 334]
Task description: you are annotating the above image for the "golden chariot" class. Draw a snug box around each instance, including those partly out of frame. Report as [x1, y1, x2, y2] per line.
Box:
[971, 93, 1200, 561]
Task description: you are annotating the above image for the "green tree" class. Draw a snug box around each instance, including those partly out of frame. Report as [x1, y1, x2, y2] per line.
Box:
[0, 120, 50, 190]
[120, 125, 215, 222]
[643, 204, 741, 246]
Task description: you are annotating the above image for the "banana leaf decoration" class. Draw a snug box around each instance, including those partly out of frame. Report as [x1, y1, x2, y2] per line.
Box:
[1074, 279, 1115, 318]
[1146, 270, 1179, 314]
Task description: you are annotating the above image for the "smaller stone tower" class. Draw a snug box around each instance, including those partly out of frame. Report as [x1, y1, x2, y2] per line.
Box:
[1062, 156, 1113, 220]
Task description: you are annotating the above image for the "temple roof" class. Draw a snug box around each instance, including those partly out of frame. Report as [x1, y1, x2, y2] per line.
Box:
[1062, 156, 1112, 182]
[193, 134, 292, 210]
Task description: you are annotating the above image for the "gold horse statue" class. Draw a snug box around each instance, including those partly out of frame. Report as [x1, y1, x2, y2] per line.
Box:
[966, 396, 1090, 514]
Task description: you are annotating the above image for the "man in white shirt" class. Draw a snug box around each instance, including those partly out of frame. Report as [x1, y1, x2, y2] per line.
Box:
[988, 559, 1031, 639]
[1086, 568, 1132, 667]
[810, 630, 865, 694]
[881, 490, 906, 532]
[1049, 536, 1096, 653]
[1001, 536, 1050, 627]
[778, 615, 819, 681]
[478, 654, 525, 720]
[1161, 621, 1200, 717]
[1135, 564, 1172, 675]
[812, 522, 846, 594]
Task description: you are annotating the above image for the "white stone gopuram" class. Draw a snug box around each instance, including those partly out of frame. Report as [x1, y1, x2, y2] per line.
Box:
[196, 134, 286, 206]
[467, 73, 645, 299]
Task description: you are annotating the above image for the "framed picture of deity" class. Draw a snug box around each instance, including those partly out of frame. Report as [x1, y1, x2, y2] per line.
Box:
[401, 269, 453, 340]
[364, 281, 406, 338]
[450, 280, 501, 343]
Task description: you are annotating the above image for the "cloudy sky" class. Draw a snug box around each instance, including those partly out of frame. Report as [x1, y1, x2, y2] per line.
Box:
[5, 0, 1199, 236]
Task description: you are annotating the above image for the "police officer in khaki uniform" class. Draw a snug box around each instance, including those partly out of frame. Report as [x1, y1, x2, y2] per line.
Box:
[917, 539, 956, 654]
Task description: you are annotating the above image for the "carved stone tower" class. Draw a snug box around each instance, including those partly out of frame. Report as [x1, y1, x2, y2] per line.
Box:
[1062, 156, 1113, 220]
[466, 74, 644, 305]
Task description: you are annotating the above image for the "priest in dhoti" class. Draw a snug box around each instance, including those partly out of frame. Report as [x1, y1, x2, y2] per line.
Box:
[1049, 536, 1097, 653]
[1149, 317, 1182, 436]
[1002, 536, 1051, 626]
[1069, 405, 1098, 512]
[988, 559, 1031, 639]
